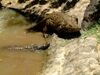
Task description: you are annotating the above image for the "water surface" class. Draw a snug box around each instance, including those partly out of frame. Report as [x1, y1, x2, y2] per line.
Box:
[0, 8, 47, 75]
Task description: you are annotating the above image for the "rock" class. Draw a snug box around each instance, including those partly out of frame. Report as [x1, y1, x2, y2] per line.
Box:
[2, 0, 99, 29]
[32, 12, 81, 34]
[18, 0, 28, 3]
[93, 67, 100, 75]
[82, 0, 100, 28]
[0, 0, 90, 28]
[67, 0, 90, 28]
[1, 0, 99, 28]
[40, 36, 99, 75]
[0, 0, 33, 11]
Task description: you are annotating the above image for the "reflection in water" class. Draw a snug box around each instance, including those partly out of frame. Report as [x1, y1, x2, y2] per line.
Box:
[0, 8, 47, 75]
[0, 8, 30, 33]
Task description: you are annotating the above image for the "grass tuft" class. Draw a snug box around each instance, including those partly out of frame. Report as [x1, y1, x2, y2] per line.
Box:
[82, 22, 100, 43]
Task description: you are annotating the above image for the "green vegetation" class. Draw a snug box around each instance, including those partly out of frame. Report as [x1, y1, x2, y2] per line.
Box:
[82, 22, 100, 43]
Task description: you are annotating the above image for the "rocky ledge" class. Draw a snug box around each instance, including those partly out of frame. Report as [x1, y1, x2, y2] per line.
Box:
[0, 0, 99, 33]
[40, 34, 100, 75]
[1, 0, 99, 29]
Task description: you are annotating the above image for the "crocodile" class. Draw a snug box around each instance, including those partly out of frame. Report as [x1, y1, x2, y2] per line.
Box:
[2, 43, 50, 52]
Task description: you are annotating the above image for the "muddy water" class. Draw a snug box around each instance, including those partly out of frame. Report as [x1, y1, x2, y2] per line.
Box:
[0, 50, 47, 75]
[0, 8, 47, 75]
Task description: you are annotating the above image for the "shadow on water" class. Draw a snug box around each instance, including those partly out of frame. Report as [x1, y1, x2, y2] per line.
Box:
[8, 8, 38, 22]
